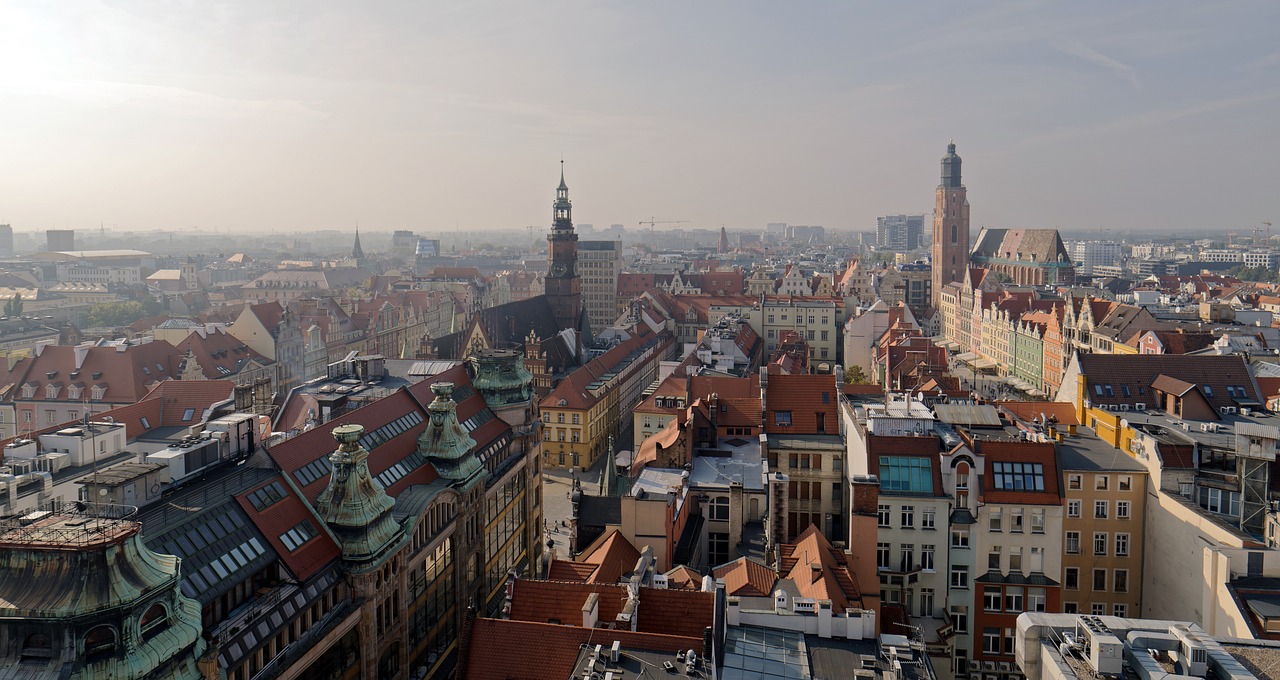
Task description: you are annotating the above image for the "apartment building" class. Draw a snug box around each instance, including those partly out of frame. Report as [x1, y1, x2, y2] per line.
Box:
[540, 330, 675, 470]
[1058, 435, 1147, 619]
[762, 373, 843, 543]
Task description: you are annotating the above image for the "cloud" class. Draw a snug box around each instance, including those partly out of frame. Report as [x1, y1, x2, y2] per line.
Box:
[1053, 40, 1141, 89]
[0, 77, 326, 122]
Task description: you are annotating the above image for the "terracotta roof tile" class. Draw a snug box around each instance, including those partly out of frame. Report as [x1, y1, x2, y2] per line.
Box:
[464, 618, 700, 680]
[713, 557, 777, 597]
[764, 374, 838, 434]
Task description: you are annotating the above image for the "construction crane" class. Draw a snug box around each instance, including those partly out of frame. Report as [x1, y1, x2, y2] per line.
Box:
[1265, 222, 1273, 247]
[638, 217, 688, 234]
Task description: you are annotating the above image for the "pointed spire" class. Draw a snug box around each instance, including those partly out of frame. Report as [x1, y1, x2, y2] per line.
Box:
[559, 159, 568, 190]
[352, 224, 365, 260]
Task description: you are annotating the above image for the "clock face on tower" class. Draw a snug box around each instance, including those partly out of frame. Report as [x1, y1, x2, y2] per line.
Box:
[551, 263, 567, 277]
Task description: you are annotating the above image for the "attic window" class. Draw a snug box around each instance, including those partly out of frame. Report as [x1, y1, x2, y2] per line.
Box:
[279, 520, 317, 551]
[1203, 385, 1213, 397]
[182, 408, 195, 422]
[45, 371, 56, 379]
[140, 417, 151, 429]
[155, 363, 165, 372]
[92, 372, 102, 380]
[142, 366, 150, 375]
[774, 411, 793, 426]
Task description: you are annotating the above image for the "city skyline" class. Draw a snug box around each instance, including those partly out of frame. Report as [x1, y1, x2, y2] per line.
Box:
[2, 1, 1277, 233]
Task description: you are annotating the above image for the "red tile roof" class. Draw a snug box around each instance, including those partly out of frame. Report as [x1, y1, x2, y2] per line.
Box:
[996, 401, 1081, 427]
[463, 618, 700, 680]
[143, 379, 236, 425]
[778, 525, 864, 614]
[509, 580, 713, 638]
[235, 474, 341, 582]
[713, 557, 777, 597]
[764, 374, 838, 434]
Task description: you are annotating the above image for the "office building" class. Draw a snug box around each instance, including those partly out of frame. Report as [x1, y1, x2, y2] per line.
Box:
[46, 229, 75, 252]
[578, 240, 622, 333]
[877, 214, 925, 251]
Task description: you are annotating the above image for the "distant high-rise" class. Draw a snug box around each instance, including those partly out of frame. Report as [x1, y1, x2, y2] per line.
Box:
[0, 225, 11, 257]
[931, 142, 970, 310]
[578, 240, 622, 334]
[46, 229, 74, 252]
[876, 214, 925, 251]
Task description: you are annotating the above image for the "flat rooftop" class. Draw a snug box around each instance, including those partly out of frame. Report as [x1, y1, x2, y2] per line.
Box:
[690, 435, 764, 491]
[0, 511, 138, 550]
[1057, 428, 1148, 472]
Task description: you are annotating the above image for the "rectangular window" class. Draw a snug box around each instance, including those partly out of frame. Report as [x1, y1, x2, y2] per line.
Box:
[1068, 474, 1082, 490]
[1092, 602, 1107, 616]
[991, 462, 1045, 491]
[1010, 508, 1024, 533]
[878, 504, 891, 528]
[279, 520, 318, 552]
[950, 605, 968, 634]
[922, 509, 936, 529]
[1114, 603, 1128, 617]
[900, 544, 915, 572]
[921, 545, 935, 571]
[1119, 475, 1133, 491]
[1117, 501, 1131, 520]
[1028, 588, 1047, 613]
[1067, 500, 1081, 518]
[1065, 568, 1079, 590]
[878, 456, 934, 493]
[1005, 586, 1024, 613]
[1066, 531, 1080, 554]
[877, 543, 891, 570]
[1008, 548, 1023, 573]
[1031, 508, 1045, 534]
[1094, 532, 1108, 556]
[901, 505, 915, 528]
[1095, 475, 1109, 490]
[1115, 569, 1129, 593]
[983, 586, 1002, 611]
[774, 411, 792, 426]
[1095, 500, 1109, 519]
[951, 529, 969, 548]
[1115, 533, 1130, 557]
[950, 565, 969, 589]
[989, 508, 1002, 532]
[983, 628, 1001, 654]
[1093, 568, 1107, 591]
[987, 547, 1001, 571]
[1064, 602, 1079, 614]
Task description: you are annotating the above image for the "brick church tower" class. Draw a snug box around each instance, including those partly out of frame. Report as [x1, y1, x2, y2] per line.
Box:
[931, 141, 970, 309]
[545, 161, 582, 332]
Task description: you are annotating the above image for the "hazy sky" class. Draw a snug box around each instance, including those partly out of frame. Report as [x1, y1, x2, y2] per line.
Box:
[2, 1, 1278, 234]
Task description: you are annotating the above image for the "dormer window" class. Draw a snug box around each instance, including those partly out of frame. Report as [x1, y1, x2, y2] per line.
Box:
[21, 384, 35, 399]
[44, 384, 59, 399]
[91, 385, 106, 400]
[67, 385, 82, 400]
[1203, 385, 1213, 397]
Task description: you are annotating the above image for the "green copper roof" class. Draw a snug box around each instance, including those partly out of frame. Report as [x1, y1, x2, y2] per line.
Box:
[417, 382, 484, 491]
[471, 349, 533, 406]
[314, 424, 403, 566]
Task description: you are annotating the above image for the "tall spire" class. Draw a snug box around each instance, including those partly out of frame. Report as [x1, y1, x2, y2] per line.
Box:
[553, 161, 572, 230]
[352, 224, 365, 260]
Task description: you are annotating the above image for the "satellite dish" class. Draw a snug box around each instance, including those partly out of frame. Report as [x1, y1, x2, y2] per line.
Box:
[98, 488, 108, 497]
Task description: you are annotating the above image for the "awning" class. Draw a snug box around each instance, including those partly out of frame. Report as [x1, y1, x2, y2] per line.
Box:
[955, 352, 979, 363]
[1027, 389, 1045, 397]
[935, 339, 960, 351]
[974, 358, 997, 370]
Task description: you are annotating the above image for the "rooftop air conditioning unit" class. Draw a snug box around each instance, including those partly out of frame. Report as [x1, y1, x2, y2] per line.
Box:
[998, 662, 1012, 673]
[969, 661, 982, 672]
[1119, 404, 1130, 411]
[1135, 403, 1147, 412]
[984, 661, 997, 671]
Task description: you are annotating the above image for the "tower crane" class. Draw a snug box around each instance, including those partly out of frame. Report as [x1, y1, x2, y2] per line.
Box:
[638, 217, 688, 234]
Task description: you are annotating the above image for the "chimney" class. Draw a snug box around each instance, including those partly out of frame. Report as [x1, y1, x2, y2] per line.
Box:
[851, 475, 879, 517]
[729, 482, 744, 558]
[582, 592, 600, 628]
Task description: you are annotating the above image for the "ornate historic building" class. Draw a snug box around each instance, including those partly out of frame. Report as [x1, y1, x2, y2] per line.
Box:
[545, 163, 583, 335]
[931, 141, 971, 310]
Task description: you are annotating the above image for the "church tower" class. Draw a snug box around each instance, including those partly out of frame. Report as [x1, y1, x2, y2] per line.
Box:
[545, 161, 582, 331]
[931, 141, 970, 309]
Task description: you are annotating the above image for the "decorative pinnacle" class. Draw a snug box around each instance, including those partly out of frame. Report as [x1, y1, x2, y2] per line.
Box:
[333, 424, 365, 452]
[431, 381, 455, 404]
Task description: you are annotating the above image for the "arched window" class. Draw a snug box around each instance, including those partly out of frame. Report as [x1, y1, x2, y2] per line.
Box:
[20, 632, 53, 663]
[952, 224, 958, 243]
[140, 603, 168, 639]
[85, 625, 117, 661]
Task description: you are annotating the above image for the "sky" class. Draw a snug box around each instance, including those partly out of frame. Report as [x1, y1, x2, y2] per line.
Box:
[1, 1, 1278, 235]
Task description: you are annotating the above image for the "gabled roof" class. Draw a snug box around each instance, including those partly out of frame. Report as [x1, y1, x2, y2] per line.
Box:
[1077, 354, 1258, 410]
[141, 379, 236, 425]
[508, 579, 714, 638]
[713, 556, 777, 597]
[777, 525, 863, 614]
[550, 528, 642, 584]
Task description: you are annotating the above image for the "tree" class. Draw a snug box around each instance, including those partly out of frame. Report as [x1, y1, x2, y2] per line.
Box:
[3, 293, 22, 317]
[844, 364, 870, 385]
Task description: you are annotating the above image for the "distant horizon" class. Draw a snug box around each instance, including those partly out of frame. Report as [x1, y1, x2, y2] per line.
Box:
[2, 2, 1276, 234]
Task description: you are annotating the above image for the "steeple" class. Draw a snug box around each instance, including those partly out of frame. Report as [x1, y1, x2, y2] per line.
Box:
[352, 225, 365, 261]
[416, 382, 484, 490]
[941, 140, 963, 189]
[314, 424, 403, 567]
[553, 160, 572, 231]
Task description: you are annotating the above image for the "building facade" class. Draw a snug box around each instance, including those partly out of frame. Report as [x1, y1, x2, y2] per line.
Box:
[578, 240, 622, 334]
